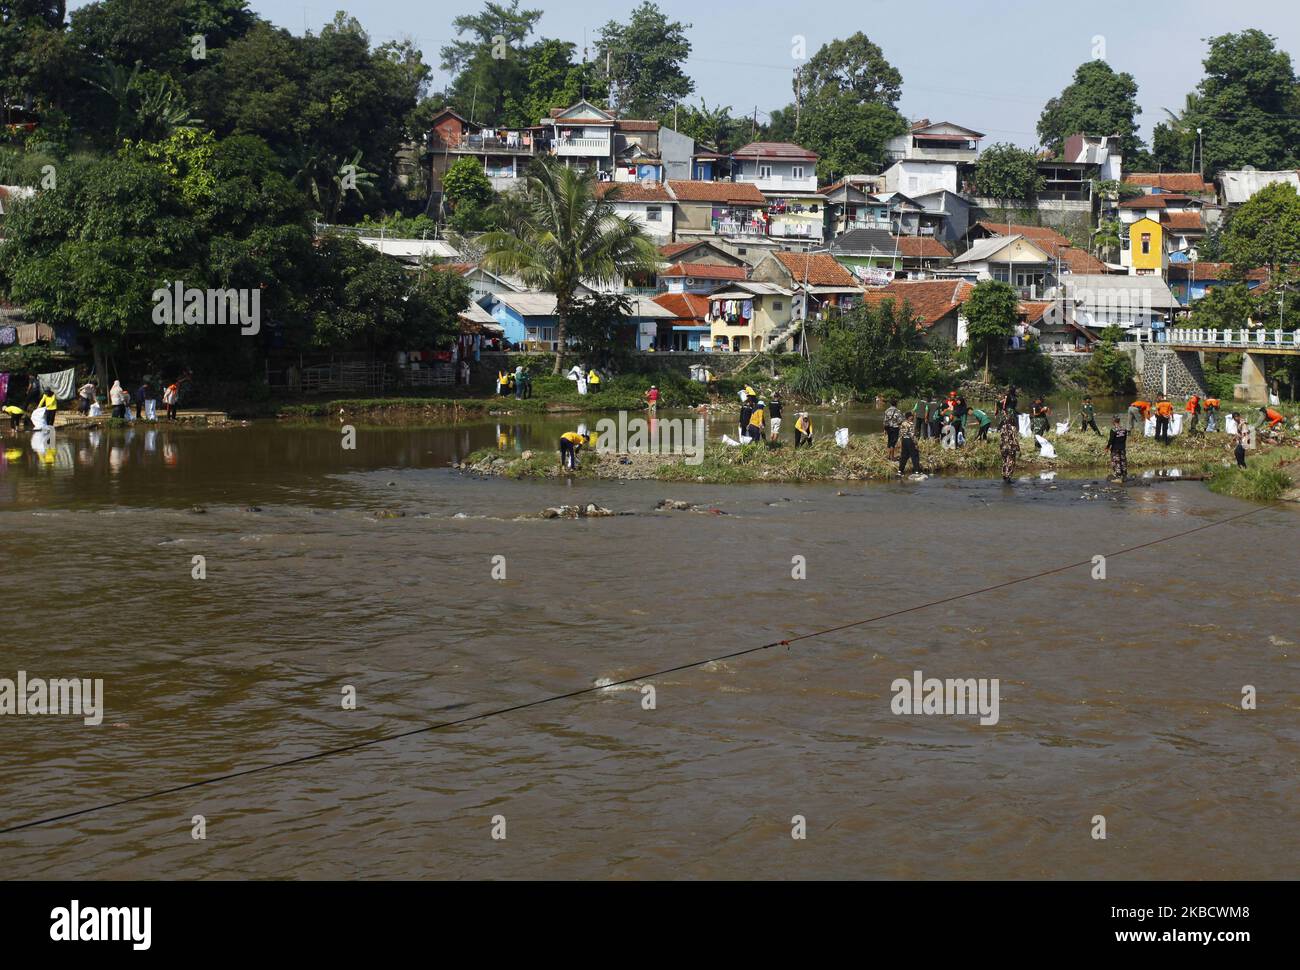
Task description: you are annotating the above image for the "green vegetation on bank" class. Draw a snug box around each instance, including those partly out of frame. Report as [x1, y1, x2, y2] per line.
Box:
[1206, 445, 1299, 502]
[464, 425, 1284, 486]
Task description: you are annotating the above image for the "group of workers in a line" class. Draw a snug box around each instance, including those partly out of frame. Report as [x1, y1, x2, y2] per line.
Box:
[3, 377, 182, 431]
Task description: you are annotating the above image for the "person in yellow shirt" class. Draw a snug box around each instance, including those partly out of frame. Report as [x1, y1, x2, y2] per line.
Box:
[497, 371, 510, 397]
[37, 389, 58, 428]
[794, 412, 813, 448]
[4, 404, 27, 431]
[587, 368, 601, 394]
[559, 430, 590, 470]
[746, 399, 766, 443]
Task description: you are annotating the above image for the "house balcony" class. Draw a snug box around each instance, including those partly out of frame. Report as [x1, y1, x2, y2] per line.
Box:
[553, 136, 611, 157]
[769, 223, 823, 242]
[843, 219, 891, 232]
[711, 219, 767, 237]
[431, 132, 541, 155]
[737, 174, 818, 193]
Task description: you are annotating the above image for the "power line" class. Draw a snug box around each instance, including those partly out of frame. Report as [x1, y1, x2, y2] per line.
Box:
[0, 503, 1275, 837]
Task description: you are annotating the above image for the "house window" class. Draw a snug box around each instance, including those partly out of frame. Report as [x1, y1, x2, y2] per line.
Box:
[1140, 233, 1151, 255]
[908, 177, 919, 191]
[772, 301, 783, 311]
[758, 164, 773, 179]
[646, 206, 662, 222]
[791, 166, 804, 180]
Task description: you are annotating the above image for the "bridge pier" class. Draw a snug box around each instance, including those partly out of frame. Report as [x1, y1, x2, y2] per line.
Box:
[1139, 347, 1208, 399]
[1239, 352, 1270, 404]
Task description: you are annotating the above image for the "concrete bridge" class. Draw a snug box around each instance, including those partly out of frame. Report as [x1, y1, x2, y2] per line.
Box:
[1127, 327, 1300, 403]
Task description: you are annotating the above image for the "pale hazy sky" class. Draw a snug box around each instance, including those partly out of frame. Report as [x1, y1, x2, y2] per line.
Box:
[72, 0, 1300, 149]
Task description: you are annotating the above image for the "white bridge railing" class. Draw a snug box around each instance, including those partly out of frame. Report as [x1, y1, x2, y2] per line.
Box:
[1130, 327, 1300, 350]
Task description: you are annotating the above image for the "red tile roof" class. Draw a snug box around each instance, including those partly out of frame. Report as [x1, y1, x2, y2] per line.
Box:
[1118, 193, 1198, 209]
[892, 236, 952, 258]
[659, 242, 695, 258]
[595, 182, 673, 202]
[660, 262, 749, 280]
[1124, 173, 1216, 195]
[616, 120, 660, 131]
[1167, 262, 1269, 282]
[971, 221, 1104, 272]
[973, 221, 1071, 247]
[667, 180, 767, 204]
[860, 279, 975, 328]
[772, 251, 859, 287]
[651, 292, 711, 321]
[1161, 211, 1205, 232]
[731, 141, 819, 161]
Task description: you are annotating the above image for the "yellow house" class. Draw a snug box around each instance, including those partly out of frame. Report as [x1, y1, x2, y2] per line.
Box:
[1123, 216, 1167, 275]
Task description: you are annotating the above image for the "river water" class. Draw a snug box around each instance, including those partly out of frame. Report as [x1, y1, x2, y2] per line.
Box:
[1, 418, 1296, 879]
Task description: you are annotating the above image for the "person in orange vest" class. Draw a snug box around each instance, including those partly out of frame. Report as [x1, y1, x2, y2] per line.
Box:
[1128, 398, 1150, 430]
[1184, 393, 1201, 434]
[1203, 397, 1220, 433]
[1153, 395, 1174, 445]
[1256, 406, 1284, 432]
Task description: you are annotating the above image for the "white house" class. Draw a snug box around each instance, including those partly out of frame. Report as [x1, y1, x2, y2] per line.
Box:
[1055, 275, 1179, 332]
[595, 182, 675, 239]
[730, 141, 819, 193]
[882, 158, 958, 197]
[885, 120, 983, 163]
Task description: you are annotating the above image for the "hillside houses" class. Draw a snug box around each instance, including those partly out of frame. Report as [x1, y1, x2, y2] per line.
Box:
[413, 94, 1300, 356]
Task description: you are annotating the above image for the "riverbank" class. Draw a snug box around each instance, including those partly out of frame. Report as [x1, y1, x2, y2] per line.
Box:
[461, 428, 1299, 491]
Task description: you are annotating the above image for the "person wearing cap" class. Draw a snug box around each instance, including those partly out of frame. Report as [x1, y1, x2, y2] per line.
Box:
[1184, 393, 1201, 434]
[738, 394, 754, 440]
[1154, 395, 1174, 444]
[1080, 396, 1101, 436]
[897, 409, 921, 474]
[644, 384, 659, 414]
[559, 430, 590, 470]
[1203, 397, 1220, 433]
[1256, 406, 1284, 431]
[768, 393, 783, 442]
[746, 398, 766, 443]
[794, 412, 813, 448]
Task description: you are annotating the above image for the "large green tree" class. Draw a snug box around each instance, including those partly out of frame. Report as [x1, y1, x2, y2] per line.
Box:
[1185, 30, 1300, 174]
[1037, 60, 1143, 157]
[964, 280, 1019, 382]
[479, 159, 658, 372]
[1220, 181, 1300, 275]
[973, 143, 1043, 202]
[441, 0, 541, 126]
[596, 1, 693, 119]
[786, 32, 907, 178]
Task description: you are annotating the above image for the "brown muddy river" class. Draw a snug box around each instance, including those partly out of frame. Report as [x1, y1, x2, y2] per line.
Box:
[1, 419, 1297, 879]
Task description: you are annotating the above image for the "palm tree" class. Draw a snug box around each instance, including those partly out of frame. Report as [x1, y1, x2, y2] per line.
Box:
[480, 159, 660, 372]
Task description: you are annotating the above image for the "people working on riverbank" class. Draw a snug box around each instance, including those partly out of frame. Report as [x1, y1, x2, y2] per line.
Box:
[1257, 406, 1284, 432]
[497, 370, 510, 396]
[1185, 394, 1201, 434]
[1080, 396, 1100, 436]
[163, 382, 179, 420]
[940, 415, 957, 450]
[109, 380, 127, 419]
[1103, 416, 1129, 482]
[587, 368, 600, 394]
[1030, 397, 1050, 448]
[999, 413, 1020, 484]
[1233, 416, 1249, 467]
[645, 385, 659, 414]
[1154, 395, 1174, 444]
[37, 388, 58, 427]
[77, 380, 97, 415]
[768, 393, 783, 442]
[1129, 398, 1150, 430]
[997, 384, 1018, 418]
[794, 412, 813, 448]
[898, 413, 921, 475]
[883, 398, 903, 458]
[559, 430, 589, 470]
[1204, 397, 1220, 433]
[970, 407, 991, 442]
[746, 399, 766, 444]
[4, 404, 25, 430]
[738, 394, 754, 440]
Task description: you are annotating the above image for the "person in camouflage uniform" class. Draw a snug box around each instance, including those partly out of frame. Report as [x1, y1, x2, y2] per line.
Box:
[1102, 416, 1128, 482]
[998, 414, 1020, 483]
